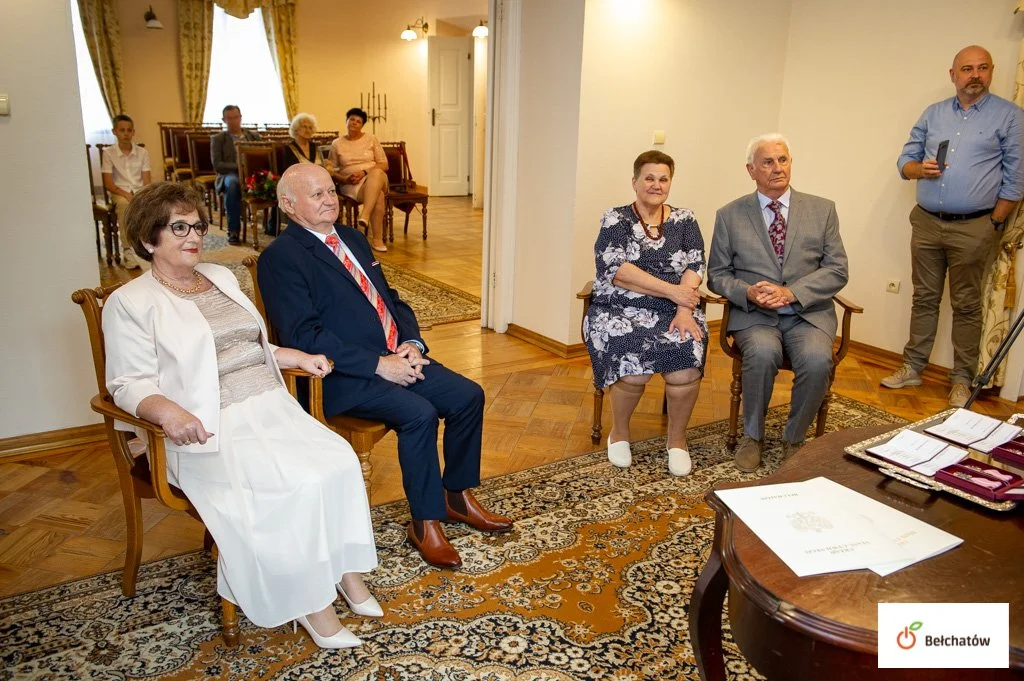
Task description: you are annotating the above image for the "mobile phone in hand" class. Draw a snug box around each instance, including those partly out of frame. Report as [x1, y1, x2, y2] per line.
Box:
[935, 140, 949, 172]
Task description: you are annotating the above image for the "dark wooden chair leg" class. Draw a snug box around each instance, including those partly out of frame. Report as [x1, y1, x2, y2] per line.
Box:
[689, 524, 730, 681]
[727, 359, 742, 451]
[403, 210, 411, 236]
[421, 202, 428, 239]
[221, 599, 240, 647]
[591, 387, 604, 444]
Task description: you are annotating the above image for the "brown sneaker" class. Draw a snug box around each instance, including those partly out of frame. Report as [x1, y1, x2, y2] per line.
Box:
[781, 440, 804, 460]
[948, 383, 971, 409]
[734, 436, 763, 472]
[881, 364, 922, 389]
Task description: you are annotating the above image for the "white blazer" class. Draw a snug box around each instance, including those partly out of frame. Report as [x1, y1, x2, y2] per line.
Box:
[102, 263, 283, 453]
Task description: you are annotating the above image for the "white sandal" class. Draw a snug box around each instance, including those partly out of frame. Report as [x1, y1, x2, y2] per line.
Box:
[607, 436, 632, 468]
[667, 448, 692, 476]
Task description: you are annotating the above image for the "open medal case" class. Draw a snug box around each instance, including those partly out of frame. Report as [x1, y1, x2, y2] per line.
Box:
[845, 409, 1024, 511]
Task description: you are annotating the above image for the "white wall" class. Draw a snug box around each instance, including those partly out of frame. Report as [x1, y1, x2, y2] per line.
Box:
[779, 0, 1023, 369]
[562, 0, 792, 344]
[0, 0, 102, 438]
[510, 0, 586, 340]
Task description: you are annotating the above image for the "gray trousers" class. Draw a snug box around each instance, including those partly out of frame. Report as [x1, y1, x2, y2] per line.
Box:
[733, 315, 834, 443]
[902, 206, 997, 385]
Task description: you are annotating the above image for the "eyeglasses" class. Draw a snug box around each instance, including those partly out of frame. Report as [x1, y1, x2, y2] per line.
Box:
[163, 220, 210, 237]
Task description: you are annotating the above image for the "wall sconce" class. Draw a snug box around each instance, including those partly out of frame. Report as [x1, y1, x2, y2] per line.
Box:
[471, 20, 488, 38]
[400, 16, 428, 41]
[144, 5, 164, 29]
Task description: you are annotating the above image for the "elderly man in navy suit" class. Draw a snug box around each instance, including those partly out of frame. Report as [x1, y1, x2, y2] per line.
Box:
[258, 164, 512, 568]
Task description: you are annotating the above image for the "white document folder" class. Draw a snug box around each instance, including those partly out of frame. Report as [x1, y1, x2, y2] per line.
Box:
[715, 477, 962, 577]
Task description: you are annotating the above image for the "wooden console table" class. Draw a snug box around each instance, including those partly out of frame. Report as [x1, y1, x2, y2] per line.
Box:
[689, 425, 1024, 680]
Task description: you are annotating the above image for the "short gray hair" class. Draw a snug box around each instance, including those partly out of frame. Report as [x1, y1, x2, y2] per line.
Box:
[745, 133, 791, 165]
[288, 112, 318, 140]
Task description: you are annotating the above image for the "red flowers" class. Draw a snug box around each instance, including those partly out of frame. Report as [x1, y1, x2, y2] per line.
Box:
[245, 170, 278, 200]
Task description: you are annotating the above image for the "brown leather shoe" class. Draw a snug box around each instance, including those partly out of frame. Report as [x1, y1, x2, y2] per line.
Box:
[734, 436, 763, 472]
[445, 489, 513, 533]
[406, 520, 462, 568]
[781, 440, 804, 460]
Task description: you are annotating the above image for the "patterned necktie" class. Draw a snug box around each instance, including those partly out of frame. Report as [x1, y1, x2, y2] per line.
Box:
[767, 200, 787, 266]
[325, 234, 399, 351]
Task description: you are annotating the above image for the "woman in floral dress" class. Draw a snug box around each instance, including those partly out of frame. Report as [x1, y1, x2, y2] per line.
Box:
[584, 150, 707, 476]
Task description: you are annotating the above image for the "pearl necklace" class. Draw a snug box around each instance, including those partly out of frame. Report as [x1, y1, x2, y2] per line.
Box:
[154, 270, 204, 294]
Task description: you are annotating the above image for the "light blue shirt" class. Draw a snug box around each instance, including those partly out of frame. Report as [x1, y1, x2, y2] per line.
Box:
[897, 94, 1024, 214]
[756, 188, 794, 315]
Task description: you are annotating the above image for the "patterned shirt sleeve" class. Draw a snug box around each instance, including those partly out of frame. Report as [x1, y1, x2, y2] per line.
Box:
[592, 207, 628, 291]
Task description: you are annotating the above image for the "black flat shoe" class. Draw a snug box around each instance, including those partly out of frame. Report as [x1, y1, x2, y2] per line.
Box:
[227, 234, 241, 245]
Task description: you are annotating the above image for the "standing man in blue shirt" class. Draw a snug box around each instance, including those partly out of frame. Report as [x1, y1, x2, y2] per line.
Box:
[882, 45, 1024, 407]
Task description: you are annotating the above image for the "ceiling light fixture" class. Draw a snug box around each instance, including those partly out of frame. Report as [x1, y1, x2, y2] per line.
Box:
[401, 16, 428, 41]
[471, 20, 488, 38]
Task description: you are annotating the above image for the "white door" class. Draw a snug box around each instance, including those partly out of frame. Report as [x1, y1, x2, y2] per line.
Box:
[428, 36, 472, 196]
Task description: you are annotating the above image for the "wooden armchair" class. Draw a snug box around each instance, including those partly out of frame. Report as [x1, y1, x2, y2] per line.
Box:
[169, 128, 195, 183]
[380, 141, 428, 243]
[235, 141, 278, 251]
[84, 144, 119, 265]
[243, 255, 391, 496]
[576, 281, 713, 443]
[707, 294, 863, 450]
[186, 132, 218, 219]
[72, 284, 239, 647]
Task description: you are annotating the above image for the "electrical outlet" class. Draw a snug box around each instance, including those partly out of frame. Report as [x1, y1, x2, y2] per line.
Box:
[886, 279, 901, 294]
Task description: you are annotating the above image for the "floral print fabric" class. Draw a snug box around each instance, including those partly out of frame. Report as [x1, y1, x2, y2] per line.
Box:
[584, 204, 708, 389]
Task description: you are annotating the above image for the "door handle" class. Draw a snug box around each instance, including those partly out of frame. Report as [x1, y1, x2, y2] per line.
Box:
[432, 108, 436, 126]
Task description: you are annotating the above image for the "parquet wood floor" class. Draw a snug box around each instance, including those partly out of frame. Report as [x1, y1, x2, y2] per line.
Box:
[5, 198, 1020, 598]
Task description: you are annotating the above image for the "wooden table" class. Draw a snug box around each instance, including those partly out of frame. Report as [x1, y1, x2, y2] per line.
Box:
[689, 426, 1024, 680]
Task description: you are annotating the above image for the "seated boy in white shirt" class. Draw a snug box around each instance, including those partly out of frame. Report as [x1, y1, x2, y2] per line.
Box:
[101, 115, 152, 269]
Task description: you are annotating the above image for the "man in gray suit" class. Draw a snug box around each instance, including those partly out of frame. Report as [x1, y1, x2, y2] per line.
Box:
[708, 133, 849, 471]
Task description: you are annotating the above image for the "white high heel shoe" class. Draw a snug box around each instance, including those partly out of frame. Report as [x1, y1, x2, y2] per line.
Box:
[667, 447, 692, 476]
[607, 436, 632, 468]
[336, 583, 384, 618]
[293, 615, 361, 649]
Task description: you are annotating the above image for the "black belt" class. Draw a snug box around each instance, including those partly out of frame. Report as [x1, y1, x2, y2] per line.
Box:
[918, 206, 993, 222]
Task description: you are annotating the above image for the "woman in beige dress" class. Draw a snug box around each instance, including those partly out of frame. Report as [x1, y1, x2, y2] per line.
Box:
[327, 107, 389, 252]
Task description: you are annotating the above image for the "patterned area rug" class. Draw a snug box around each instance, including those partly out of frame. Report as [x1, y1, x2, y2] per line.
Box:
[1, 396, 903, 680]
[200, 231, 481, 327]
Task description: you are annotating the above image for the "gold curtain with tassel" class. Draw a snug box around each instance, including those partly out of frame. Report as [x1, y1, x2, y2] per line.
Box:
[77, 0, 125, 118]
[976, 11, 1024, 387]
[261, 0, 299, 120]
[178, 0, 214, 123]
[217, 0, 261, 18]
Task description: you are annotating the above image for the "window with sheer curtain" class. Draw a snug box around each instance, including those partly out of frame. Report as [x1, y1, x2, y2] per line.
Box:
[202, 5, 288, 126]
[70, 0, 115, 144]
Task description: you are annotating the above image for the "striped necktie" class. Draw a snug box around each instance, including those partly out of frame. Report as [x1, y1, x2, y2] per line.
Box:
[325, 234, 399, 351]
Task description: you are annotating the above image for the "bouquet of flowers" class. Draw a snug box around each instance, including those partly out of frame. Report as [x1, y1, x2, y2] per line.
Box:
[245, 170, 278, 201]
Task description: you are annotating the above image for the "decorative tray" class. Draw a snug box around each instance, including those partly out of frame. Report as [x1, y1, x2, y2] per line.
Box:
[844, 409, 1023, 512]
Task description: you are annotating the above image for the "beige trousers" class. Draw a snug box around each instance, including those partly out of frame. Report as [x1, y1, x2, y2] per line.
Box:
[902, 205, 997, 384]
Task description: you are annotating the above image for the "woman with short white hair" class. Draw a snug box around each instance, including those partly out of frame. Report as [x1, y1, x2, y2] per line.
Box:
[283, 112, 325, 169]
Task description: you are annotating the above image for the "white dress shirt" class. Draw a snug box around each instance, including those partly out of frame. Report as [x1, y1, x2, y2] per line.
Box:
[101, 143, 152, 193]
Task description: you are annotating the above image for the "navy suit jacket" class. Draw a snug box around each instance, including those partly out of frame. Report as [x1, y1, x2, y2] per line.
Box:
[257, 220, 427, 415]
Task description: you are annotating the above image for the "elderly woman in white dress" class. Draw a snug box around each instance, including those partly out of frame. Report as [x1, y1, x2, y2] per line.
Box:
[103, 182, 381, 649]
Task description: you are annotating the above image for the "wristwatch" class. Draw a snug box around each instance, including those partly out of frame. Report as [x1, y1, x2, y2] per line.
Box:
[991, 216, 1006, 231]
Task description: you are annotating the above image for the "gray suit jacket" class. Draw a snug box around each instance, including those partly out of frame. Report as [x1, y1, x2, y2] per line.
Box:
[707, 188, 848, 338]
[211, 129, 262, 192]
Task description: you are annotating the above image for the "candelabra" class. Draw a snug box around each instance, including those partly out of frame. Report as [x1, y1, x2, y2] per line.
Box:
[360, 82, 388, 133]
